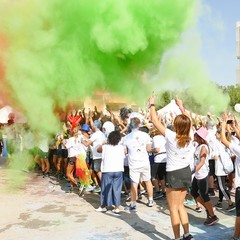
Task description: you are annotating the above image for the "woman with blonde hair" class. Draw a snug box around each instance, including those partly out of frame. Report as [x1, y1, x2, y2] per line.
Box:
[149, 96, 194, 240]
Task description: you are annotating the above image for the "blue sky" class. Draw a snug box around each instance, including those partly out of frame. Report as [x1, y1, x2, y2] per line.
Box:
[197, 0, 240, 86]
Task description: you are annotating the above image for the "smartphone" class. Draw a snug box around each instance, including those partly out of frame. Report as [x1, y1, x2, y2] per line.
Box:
[227, 120, 233, 124]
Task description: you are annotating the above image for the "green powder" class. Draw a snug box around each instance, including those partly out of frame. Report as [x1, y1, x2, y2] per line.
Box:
[0, 0, 197, 132]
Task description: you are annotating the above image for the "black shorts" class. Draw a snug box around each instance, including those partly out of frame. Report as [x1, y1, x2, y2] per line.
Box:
[52, 149, 57, 156]
[191, 176, 210, 202]
[62, 149, 68, 159]
[236, 187, 240, 217]
[166, 166, 191, 189]
[57, 149, 68, 158]
[68, 157, 76, 165]
[151, 162, 166, 181]
[208, 159, 215, 176]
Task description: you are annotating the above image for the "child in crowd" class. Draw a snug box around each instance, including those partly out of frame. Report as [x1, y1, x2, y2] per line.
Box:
[190, 127, 219, 226]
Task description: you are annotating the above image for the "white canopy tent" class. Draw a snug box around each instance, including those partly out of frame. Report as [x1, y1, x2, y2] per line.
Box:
[157, 100, 207, 125]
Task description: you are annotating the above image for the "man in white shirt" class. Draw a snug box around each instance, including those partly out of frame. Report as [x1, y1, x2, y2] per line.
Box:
[123, 117, 153, 211]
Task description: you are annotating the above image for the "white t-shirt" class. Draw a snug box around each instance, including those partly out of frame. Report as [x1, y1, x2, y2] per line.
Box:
[66, 136, 86, 158]
[194, 144, 209, 179]
[123, 129, 151, 169]
[206, 129, 217, 159]
[90, 130, 105, 160]
[38, 135, 49, 152]
[101, 144, 125, 172]
[214, 140, 230, 176]
[152, 135, 167, 163]
[165, 128, 194, 172]
[229, 142, 240, 188]
[23, 130, 35, 150]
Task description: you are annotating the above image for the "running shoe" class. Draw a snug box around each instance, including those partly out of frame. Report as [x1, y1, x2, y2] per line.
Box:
[204, 215, 219, 226]
[124, 205, 137, 212]
[183, 233, 195, 240]
[208, 191, 215, 197]
[153, 192, 164, 200]
[95, 207, 107, 212]
[195, 207, 202, 213]
[186, 199, 196, 206]
[93, 186, 101, 193]
[147, 200, 154, 207]
[215, 202, 223, 209]
[226, 203, 236, 212]
[65, 186, 73, 193]
[84, 185, 95, 192]
[78, 185, 84, 196]
[112, 208, 120, 215]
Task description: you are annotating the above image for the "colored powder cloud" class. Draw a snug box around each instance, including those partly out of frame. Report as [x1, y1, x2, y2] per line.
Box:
[0, 0, 197, 132]
[153, 14, 229, 113]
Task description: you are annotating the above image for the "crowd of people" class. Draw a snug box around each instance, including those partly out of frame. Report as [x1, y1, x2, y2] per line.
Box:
[0, 98, 240, 240]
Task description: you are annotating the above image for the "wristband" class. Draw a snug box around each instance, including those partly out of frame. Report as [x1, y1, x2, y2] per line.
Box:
[150, 104, 155, 107]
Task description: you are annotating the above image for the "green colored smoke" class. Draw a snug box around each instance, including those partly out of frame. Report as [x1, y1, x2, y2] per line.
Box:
[0, 0, 197, 132]
[154, 28, 229, 114]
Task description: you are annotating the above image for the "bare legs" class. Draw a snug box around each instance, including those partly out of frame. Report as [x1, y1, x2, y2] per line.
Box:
[66, 164, 77, 186]
[166, 187, 189, 239]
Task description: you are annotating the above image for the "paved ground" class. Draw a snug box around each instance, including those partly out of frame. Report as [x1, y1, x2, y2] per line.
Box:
[0, 157, 236, 240]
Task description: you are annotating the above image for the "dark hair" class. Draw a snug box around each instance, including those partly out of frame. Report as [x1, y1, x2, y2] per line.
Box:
[107, 131, 121, 146]
[120, 107, 132, 120]
[139, 126, 149, 134]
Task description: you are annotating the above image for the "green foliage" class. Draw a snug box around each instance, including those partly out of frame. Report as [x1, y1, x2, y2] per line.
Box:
[221, 85, 240, 110]
[156, 84, 240, 115]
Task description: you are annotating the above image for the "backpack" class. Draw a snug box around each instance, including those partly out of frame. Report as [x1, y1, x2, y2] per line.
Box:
[219, 148, 234, 174]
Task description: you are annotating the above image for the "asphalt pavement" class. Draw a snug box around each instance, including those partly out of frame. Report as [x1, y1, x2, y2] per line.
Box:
[0, 157, 236, 240]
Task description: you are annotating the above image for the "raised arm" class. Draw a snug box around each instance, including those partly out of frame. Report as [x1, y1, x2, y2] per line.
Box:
[149, 96, 166, 136]
[233, 115, 240, 140]
[220, 113, 230, 148]
[175, 97, 190, 118]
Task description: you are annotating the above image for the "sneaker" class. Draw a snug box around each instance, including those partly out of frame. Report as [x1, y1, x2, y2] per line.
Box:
[226, 203, 236, 212]
[78, 185, 84, 196]
[95, 206, 107, 212]
[208, 191, 215, 197]
[153, 192, 164, 200]
[137, 193, 143, 200]
[186, 199, 196, 206]
[147, 200, 154, 207]
[93, 186, 101, 193]
[125, 193, 131, 202]
[65, 186, 73, 193]
[204, 215, 219, 226]
[112, 208, 120, 215]
[140, 189, 146, 195]
[124, 205, 137, 212]
[183, 233, 195, 240]
[195, 207, 202, 213]
[84, 185, 95, 192]
[215, 202, 223, 209]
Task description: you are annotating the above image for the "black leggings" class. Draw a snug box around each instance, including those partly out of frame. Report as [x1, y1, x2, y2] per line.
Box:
[216, 176, 230, 202]
[191, 176, 210, 202]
